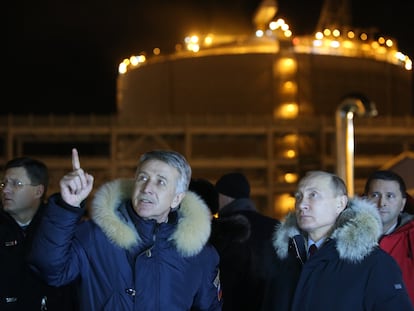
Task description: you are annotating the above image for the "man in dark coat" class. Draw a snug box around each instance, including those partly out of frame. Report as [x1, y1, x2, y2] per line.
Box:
[210, 172, 280, 311]
[0, 157, 77, 311]
[261, 170, 413, 311]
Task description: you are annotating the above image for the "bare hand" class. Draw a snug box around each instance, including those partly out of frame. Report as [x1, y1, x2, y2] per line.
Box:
[60, 148, 94, 207]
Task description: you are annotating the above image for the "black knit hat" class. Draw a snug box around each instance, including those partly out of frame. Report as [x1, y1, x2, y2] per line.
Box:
[215, 172, 250, 199]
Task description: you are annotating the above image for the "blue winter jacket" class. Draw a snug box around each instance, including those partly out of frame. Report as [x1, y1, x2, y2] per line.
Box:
[261, 197, 414, 311]
[30, 179, 222, 311]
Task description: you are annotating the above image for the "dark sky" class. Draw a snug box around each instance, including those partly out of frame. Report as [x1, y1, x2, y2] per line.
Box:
[5, 0, 414, 115]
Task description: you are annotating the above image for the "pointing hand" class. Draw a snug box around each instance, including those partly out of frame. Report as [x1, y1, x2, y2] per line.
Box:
[60, 148, 94, 207]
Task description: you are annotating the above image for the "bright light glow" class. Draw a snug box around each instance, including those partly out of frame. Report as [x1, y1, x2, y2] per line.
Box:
[275, 58, 297, 74]
[342, 40, 354, 49]
[323, 29, 331, 36]
[129, 55, 146, 66]
[255, 29, 264, 37]
[284, 173, 298, 183]
[274, 102, 298, 119]
[281, 81, 297, 94]
[204, 36, 213, 45]
[371, 41, 380, 49]
[313, 39, 323, 47]
[330, 40, 340, 48]
[284, 149, 296, 158]
[118, 11, 412, 76]
[269, 21, 278, 30]
[188, 44, 200, 52]
[405, 58, 412, 70]
[361, 43, 371, 51]
[185, 35, 201, 52]
[376, 46, 387, 54]
[283, 134, 298, 145]
[269, 18, 286, 30]
[130, 56, 139, 66]
[332, 29, 340, 37]
[274, 194, 295, 217]
[386, 39, 393, 47]
[118, 62, 127, 74]
[281, 23, 289, 31]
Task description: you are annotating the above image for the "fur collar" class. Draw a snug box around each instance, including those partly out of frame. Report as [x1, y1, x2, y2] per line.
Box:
[90, 179, 212, 257]
[273, 196, 382, 263]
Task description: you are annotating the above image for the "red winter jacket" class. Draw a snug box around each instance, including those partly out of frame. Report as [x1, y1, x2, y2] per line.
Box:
[380, 213, 414, 305]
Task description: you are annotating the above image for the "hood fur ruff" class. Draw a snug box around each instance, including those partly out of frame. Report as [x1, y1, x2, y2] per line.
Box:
[90, 179, 212, 257]
[273, 196, 383, 263]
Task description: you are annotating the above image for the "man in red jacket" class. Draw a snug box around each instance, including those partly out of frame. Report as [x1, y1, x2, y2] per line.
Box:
[364, 170, 414, 304]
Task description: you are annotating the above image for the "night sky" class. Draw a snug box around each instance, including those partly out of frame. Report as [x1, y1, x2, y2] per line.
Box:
[5, 0, 414, 115]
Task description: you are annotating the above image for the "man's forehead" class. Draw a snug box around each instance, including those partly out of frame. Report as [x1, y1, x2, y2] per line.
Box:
[4, 167, 28, 178]
[299, 174, 330, 189]
[369, 179, 400, 191]
[139, 159, 177, 176]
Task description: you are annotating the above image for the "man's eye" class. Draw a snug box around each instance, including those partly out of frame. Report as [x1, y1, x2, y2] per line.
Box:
[137, 175, 147, 182]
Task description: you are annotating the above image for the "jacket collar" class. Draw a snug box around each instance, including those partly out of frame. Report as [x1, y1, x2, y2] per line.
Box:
[90, 179, 212, 257]
[273, 197, 383, 263]
[219, 198, 256, 217]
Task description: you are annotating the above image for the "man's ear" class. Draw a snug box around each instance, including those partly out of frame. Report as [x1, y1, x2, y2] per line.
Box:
[336, 195, 348, 214]
[34, 184, 45, 199]
[171, 192, 186, 209]
[401, 197, 407, 213]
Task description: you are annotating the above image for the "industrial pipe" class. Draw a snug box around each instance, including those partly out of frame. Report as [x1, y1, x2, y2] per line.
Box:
[336, 93, 377, 196]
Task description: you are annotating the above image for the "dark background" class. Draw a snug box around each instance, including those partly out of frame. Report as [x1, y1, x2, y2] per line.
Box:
[5, 0, 414, 115]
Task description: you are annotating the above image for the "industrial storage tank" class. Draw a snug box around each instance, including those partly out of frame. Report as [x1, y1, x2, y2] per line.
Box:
[116, 5, 412, 120]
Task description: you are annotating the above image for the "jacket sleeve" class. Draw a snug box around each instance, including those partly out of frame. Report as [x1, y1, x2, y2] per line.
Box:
[29, 193, 86, 287]
[364, 250, 414, 310]
[192, 244, 223, 311]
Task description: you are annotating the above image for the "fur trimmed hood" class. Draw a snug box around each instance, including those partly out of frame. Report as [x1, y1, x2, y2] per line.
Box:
[90, 179, 212, 257]
[273, 196, 383, 263]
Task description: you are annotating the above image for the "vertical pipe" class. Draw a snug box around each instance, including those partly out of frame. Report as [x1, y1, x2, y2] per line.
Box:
[345, 111, 355, 197]
[336, 94, 377, 197]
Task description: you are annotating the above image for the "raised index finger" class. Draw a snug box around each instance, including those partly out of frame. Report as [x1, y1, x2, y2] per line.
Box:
[72, 148, 81, 171]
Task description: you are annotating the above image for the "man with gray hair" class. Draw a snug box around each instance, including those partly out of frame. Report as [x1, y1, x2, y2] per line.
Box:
[30, 148, 222, 311]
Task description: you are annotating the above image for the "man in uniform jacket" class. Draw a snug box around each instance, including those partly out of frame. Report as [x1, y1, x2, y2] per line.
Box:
[30, 149, 222, 311]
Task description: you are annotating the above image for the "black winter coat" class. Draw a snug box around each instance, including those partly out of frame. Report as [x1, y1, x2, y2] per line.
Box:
[0, 204, 78, 311]
[210, 198, 280, 311]
[261, 197, 414, 311]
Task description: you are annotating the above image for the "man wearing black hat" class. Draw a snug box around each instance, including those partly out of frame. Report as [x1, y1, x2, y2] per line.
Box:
[211, 172, 280, 311]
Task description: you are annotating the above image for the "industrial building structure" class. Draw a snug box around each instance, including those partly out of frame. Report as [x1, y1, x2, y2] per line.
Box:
[1, 0, 413, 219]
